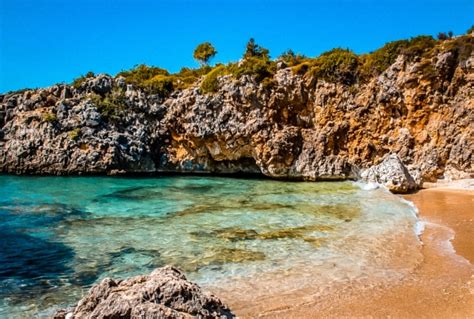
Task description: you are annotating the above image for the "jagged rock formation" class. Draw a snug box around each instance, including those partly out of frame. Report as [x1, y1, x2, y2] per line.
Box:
[0, 36, 473, 192]
[360, 154, 418, 193]
[53, 266, 234, 319]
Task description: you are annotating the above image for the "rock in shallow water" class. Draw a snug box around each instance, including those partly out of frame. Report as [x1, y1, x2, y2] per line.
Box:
[360, 154, 417, 193]
[53, 266, 235, 319]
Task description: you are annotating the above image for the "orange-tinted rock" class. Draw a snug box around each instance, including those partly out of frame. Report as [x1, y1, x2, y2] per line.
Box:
[0, 38, 472, 193]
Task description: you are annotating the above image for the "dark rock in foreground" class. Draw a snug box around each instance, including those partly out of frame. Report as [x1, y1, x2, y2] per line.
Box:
[53, 266, 235, 319]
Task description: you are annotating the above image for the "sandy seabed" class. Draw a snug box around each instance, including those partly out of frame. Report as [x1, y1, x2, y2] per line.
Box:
[219, 186, 474, 318]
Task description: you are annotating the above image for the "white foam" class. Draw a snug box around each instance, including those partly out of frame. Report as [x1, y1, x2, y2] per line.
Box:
[414, 220, 426, 237]
[396, 197, 424, 238]
[353, 181, 380, 191]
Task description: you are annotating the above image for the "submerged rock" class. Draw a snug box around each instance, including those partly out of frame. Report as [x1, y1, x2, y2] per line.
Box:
[360, 154, 418, 193]
[53, 266, 234, 319]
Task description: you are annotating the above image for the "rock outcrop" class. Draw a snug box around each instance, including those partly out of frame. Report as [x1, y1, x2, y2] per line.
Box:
[53, 266, 234, 319]
[1, 36, 473, 193]
[360, 154, 417, 193]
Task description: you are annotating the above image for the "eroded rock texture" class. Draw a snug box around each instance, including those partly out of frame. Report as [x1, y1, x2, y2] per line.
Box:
[53, 266, 234, 319]
[1, 40, 473, 192]
[360, 154, 418, 193]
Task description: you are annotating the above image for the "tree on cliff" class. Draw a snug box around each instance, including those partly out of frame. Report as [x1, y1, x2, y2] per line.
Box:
[243, 38, 269, 60]
[437, 31, 453, 40]
[278, 49, 306, 66]
[193, 42, 217, 66]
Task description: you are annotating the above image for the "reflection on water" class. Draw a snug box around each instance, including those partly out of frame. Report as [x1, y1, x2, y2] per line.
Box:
[0, 176, 420, 318]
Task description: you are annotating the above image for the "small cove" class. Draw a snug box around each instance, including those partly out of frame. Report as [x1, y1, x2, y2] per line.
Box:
[0, 175, 422, 318]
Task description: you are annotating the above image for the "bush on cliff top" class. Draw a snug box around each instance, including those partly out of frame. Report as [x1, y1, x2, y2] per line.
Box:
[117, 65, 173, 95]
[200, 65, 227, 93]
[72, 31, 467, 97]
[401, 35, 437, 59]
[442, 35, 474, 64]
[359, 39, 408, 79]
[279, 50, 308, 67]
[118, 64, 213, 95]
[200, 58, 277, 93]
[289, 35, 439, 83]
[143, 75, 174, 97]
[200, 39, 277, 93]
[229, 57, 276, 82]
[309, 48, 359, 85]
[173, 66, 212, 90]
[118, 65, 169, 84]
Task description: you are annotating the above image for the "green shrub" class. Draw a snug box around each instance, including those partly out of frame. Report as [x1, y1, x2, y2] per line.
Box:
[466, 25, 474, 34]
[42, 112, 57, 123]
[176, 66, 212, 78]
[279, 50, 307, 67]
[401, 35, 437, 59]
[243, 38, 270, 60]
[200, 58, 276, 93]
[173, 66, 212, 90]
[359, 39, 408, 78]
[309, 48, 359, 84]
[117, 64, 173, 95]
[443, 35, 474, 64]
[228, 57, 276, 82]
[291, 62, 311, 75]
[91, 90, 128, 121]
[72, 71, 95, 88]
[437, 32, 449, 41]
[118, 64, 169, 84]
[200, 65, 226, 93]
[68, 128, 81, 141]
[143, 75, 174, 96]
[117, 64, 215, 95]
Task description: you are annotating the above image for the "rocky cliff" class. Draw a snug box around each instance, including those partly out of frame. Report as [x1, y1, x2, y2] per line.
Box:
[1, 35, 472, 193]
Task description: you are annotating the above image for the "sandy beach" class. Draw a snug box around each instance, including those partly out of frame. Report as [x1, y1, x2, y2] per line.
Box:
[225, 185, 474, 318]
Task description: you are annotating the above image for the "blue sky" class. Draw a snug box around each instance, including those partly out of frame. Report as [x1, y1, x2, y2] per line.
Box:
[0, 0, 473, 93]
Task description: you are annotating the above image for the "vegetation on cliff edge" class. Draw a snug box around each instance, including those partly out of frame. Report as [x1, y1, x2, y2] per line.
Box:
[68, 28, 473, 98]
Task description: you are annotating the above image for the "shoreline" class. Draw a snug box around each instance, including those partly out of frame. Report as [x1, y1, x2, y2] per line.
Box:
[405, 186, 474, 265]
[220, 184, 474, 318]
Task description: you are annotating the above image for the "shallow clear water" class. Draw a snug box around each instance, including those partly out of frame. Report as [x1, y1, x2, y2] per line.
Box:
[0, 176, 421, 318]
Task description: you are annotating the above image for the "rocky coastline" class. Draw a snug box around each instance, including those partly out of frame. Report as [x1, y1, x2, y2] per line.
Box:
[1, 36, 473, 193]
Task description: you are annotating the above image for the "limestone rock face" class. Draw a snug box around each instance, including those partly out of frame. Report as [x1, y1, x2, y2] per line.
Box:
[53, 266, 234, 319]
[1, 38, 473, 192]
[360, 154, 418, 193]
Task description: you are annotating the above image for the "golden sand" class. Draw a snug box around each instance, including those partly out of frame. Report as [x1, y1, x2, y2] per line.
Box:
[221, 188, 474, 318]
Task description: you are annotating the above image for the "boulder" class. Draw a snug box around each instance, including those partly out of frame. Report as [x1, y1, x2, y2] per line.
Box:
[88, 74, 113, 94]
[53, 266, 234, 319]
[360, 154, 418, 193]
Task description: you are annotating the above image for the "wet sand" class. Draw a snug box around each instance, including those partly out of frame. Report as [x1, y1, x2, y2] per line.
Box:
[223, 187, 474, 318]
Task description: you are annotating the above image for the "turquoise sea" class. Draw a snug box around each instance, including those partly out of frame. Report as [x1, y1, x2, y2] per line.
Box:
[0, 176, 422, 318]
